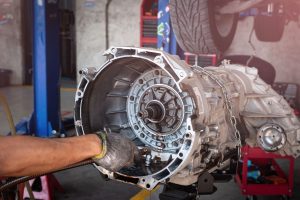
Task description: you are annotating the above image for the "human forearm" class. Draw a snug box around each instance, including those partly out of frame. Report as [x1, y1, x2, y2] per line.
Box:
[0, 135, 101, 177]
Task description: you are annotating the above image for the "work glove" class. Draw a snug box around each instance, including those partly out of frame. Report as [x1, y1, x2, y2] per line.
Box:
[92, 131, 140, 172]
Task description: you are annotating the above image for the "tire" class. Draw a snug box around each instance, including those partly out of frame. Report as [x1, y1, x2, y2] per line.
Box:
[170, 0, 238, 55]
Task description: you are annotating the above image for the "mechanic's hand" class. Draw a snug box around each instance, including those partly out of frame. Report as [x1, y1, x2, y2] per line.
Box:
[92, 131, 140, 172]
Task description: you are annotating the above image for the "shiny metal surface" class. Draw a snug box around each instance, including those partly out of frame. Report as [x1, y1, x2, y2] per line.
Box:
[257, 124, 286, 152]
[74, 47, 300, 190]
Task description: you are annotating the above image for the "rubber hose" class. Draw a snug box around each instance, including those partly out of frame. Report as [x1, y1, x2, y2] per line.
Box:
[0, 92, 16, 136]
[0, 159, 94, 192]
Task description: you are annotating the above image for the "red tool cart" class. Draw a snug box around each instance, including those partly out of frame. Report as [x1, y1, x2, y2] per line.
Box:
[140, 0, 158, 48]
[235, 145, 294, 200]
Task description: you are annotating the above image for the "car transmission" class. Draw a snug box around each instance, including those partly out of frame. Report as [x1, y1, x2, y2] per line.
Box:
[74, 47, 300, 190]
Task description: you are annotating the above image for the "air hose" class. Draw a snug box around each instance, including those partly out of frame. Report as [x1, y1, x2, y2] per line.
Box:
[0, 159, 94, 192]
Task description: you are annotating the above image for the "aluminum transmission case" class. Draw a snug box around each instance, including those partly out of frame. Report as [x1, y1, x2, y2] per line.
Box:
[74, 47, 300, 190]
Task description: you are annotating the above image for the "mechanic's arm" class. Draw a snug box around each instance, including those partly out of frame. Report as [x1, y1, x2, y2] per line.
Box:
[0, 135, 101, 177]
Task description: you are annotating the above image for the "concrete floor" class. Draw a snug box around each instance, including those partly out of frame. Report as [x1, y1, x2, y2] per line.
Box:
[1, 85, 300, 200]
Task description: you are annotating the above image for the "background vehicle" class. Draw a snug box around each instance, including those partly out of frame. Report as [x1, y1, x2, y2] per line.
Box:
[170, 0, 300, 55]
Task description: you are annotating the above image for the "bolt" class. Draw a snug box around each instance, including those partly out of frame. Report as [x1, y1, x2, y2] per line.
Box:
[156, 142, 165, 149]
[154, 56, 163, 64]
[172, 141, 178, 147]
[204, 158, 210, 164]
[111, 48, 117, 54]
[145, 154, 152, 167]
[221, 59, 231, 65]
[75, 120, 82, 126]
[157, 136, 164, 141]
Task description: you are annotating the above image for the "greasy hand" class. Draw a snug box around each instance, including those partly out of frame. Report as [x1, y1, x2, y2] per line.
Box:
[93, 132, 140, 172]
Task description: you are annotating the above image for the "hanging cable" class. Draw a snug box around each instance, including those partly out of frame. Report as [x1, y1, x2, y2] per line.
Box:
[0, 159, 94, 192]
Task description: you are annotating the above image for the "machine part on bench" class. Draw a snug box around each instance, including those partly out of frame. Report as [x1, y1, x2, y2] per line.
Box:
[74, 47, 300, 190]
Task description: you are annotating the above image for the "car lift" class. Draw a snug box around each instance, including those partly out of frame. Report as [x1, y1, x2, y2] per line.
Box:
[20, 1, 63, 199]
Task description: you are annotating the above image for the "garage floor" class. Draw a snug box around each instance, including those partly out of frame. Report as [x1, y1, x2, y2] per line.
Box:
[0, 85, 300, 200]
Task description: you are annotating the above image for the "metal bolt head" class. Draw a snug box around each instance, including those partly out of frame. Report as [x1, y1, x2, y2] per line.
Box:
[179, 71, 185, 77]
[111, 48, 117, 54]
[221, 59, 231, 65]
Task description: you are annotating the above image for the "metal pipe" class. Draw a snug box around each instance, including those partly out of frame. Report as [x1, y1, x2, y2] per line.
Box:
[105, 0, 113, 49]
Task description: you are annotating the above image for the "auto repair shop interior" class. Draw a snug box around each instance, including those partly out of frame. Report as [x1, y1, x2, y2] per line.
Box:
[0, 0, 300, 200]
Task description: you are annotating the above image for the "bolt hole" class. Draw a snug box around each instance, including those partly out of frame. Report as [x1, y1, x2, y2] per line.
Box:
[142, 179, 145, 182]
[179, 152, 183, 157]
[139, 79, 144, 84]
[77, 92, 82, 96]
[79, 70, 83, 74]
[154, 70, 160, 75]
[130, 96, 134, 101]
[140, 133, 145, 138]
[204, 179, 208, 183]
[134, 125, 139, 130]
[146, 184, 150, 188]
[185, 133, 190, 138]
